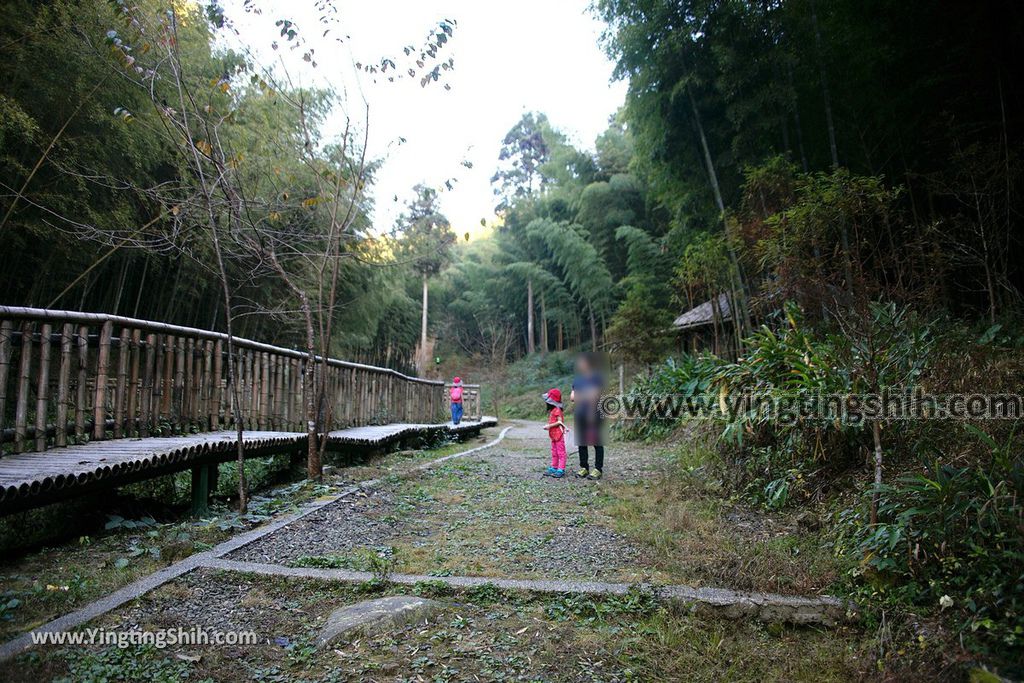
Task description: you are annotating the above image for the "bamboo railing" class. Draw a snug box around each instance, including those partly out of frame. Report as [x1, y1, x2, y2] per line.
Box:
[0, 307, 455, 454]
[445, 383, 483, 423]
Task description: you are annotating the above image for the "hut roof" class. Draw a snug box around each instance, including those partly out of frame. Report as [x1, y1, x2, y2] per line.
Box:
[672, 293, 732, 331]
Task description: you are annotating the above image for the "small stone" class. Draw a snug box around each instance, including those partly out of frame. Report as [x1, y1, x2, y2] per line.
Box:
[795, 511, 820, 531]
[317, 596, 443, 647]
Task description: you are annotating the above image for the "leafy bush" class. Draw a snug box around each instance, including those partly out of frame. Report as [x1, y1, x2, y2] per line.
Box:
[835, 426, 1024, 669]
[621, 300, 1023, 671]
[617, 353, 721, 440]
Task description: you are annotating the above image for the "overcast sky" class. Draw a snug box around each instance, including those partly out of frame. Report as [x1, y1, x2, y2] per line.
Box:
[223, 0, 627, 237]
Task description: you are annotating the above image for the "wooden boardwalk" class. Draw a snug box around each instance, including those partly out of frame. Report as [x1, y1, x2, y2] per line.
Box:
[0, 418, 496, 514]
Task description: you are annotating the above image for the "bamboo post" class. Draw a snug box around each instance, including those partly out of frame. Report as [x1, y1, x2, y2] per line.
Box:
[259, 352, 269, 430]
[274, 355, 285, 430]
[191, 339, 203, 426]
[152, 333, 164, 425]
[211, 340, 223, 430]
[160, 334, 174, 421]
[248, 350, 259, 430]
[190, 464, 210, 517]
[282, 356, 292, 430]
[127, 329, 141, 436]
[202, 340, 213, 430]
[0, 320, 12, 437]
[14, 322, 33, 453]
[75, 325, 88, 441]
[140, 332, 155, 437]
[34, 323, 52, 451]
[184, 338, 195, 426]
[113, 327, 130, 438]
[93, 320, 113, 440]
[56, 323, 72, 447]
[173, 335, 185, 428]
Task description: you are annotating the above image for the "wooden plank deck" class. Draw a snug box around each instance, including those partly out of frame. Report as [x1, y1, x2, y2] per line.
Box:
[0, 417, 497, 514]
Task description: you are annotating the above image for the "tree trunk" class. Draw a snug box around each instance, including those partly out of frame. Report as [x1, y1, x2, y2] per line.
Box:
[688, 86, 753, 339]
[811, 0, 840, 169]
[210, 225, 247, 513]
[540, 291, 548, 354]
[589, 305, 598, 352]
[787, 62, 810, 172]
[270, 250, 321, 480]
[421, 273, 429, 352]
[526, 278, 535, 355]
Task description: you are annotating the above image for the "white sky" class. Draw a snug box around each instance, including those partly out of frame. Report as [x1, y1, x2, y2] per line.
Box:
[222, 0, 626, 237]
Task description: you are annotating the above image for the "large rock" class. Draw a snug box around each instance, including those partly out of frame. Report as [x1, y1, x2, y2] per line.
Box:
[317, 595, 443, 647]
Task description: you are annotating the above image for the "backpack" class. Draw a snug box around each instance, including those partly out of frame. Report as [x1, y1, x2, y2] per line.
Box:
[450, 386, 463, 402]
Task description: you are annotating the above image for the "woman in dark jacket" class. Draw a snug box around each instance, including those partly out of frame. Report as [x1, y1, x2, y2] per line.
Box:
[570, 353, 605, 479]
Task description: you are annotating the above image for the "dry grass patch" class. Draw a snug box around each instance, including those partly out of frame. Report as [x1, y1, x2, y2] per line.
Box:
[603, 469, 838, 594]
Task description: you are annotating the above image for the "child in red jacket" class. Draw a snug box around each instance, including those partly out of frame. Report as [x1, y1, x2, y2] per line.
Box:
[542, 388, 567, 478]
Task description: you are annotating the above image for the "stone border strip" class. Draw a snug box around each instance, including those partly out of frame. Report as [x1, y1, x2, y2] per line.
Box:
[203, 558, 852, 627]
[0, 425, 514, 663]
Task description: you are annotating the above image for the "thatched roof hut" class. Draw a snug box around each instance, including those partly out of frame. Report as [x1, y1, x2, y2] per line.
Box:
[672, 293, 732, 331]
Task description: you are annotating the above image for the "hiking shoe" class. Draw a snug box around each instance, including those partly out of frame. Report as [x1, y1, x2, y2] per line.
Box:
[553, 469, 565, 478]
[575, 467, 589, 478]
[546, 466, 557, 475]
[587, 468, 602, 480]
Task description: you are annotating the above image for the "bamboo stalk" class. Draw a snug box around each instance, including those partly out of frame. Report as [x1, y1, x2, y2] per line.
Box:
[75, 325, 88, 441]
[0, 320, 12, 438]
[211, 340, 223, 430]
[93, 320, 113, 440]
[202, 340, 213, 431]
[151, 332, 164, 424]
[173, 334, 185, 427]
[126, 329, 141, 436]
[160, 334, 174, 421]
[113, 327, 129, 438]
[140, 332, 155, 437]
[258, 352, 269, 430]
[34, 323, 52, 451]
[14, 322, 33, 453]
[271, 354, 281, 430]
[56, 323, 72, 447]
[191, 339, 202, 426]
[248, 350, 258, 430]
[282, 356, 292, 430]
[184, 337, 195, 427]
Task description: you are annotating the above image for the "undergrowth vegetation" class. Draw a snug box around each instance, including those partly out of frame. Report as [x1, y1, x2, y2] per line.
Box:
[619, 307, 1024, 676]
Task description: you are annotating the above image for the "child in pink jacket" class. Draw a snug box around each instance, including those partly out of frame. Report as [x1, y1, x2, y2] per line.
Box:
[542, 388, 567, 478]
[450, 376, 464, 425]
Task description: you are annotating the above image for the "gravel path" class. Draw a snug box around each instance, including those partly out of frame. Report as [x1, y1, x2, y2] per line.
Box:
[227, 488, 411, 564]
[225, 420, 659, 582]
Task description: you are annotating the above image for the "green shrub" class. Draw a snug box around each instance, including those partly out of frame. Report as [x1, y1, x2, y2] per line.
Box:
[834, 427, 1024, 669]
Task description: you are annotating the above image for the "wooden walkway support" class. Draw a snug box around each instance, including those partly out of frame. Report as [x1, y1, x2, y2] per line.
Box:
[0, 418, 497, 515]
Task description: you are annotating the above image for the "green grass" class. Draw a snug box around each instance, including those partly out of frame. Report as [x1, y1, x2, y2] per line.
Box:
[1, 572, 886, 682]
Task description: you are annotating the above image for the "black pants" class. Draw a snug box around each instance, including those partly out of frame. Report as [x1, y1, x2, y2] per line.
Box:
[578, 444, 604, 471]
[575, 408, 604, 471]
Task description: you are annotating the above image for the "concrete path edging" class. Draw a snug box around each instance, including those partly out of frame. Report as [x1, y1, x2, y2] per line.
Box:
[0, 425, 514, 662]
[204, 557, 853, 627]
